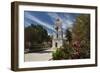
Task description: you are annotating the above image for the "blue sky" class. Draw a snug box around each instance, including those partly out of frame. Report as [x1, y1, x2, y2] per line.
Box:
[24, 11, 79, 35]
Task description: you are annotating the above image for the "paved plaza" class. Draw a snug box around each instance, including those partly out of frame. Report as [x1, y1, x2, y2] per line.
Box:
[24, 48, 53, 61]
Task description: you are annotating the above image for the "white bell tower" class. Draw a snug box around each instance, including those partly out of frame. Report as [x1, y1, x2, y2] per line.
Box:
[52, 18, 63, 49]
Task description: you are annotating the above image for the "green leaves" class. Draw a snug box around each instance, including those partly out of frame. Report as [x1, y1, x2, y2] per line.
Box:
[72, 14, 90, 58]
[72, 14, 90, 41]
[52, 49, 64, 60]
[25, 24, 48, 44]
[25, 24, 52, 50]
[65, 28, 72, 43]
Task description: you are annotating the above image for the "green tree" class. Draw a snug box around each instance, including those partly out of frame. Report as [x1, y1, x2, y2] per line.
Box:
[72, 14, 90, 42]
[25, 24, 49, 47]
[72, 14, 90, 58]
[65, 28, 72, 43]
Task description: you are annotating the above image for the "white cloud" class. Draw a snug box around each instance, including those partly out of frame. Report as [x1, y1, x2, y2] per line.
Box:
[47, 13, 59, 19]
[62, 17, 74, 30]
[24, 12, 75, 34]
[47, 13, 74, 30]
[47, 13, 60, 22]
[25, 12, 55, 32]
[24, 21, 31, 27]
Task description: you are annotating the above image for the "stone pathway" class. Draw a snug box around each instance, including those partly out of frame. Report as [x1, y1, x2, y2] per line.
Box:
[24, 48, 53, 62]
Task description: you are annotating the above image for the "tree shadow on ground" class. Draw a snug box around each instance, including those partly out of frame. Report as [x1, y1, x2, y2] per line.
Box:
[37, 50, 52, 53]
[25, 48, 52, 54]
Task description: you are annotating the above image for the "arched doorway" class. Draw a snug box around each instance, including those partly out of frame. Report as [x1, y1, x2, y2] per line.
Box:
[55, 42, 58, 47]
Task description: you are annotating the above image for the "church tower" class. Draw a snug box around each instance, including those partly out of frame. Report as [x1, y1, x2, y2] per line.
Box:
[52, 18, 63, 49]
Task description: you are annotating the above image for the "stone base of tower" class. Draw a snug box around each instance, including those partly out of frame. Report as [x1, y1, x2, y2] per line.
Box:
[52, 39, 63, 51]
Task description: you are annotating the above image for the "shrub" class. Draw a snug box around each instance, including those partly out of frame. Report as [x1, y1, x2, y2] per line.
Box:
[52, 46, 74, 60]
[80, 45, 90, 58]
[52, 49, 64, 60]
